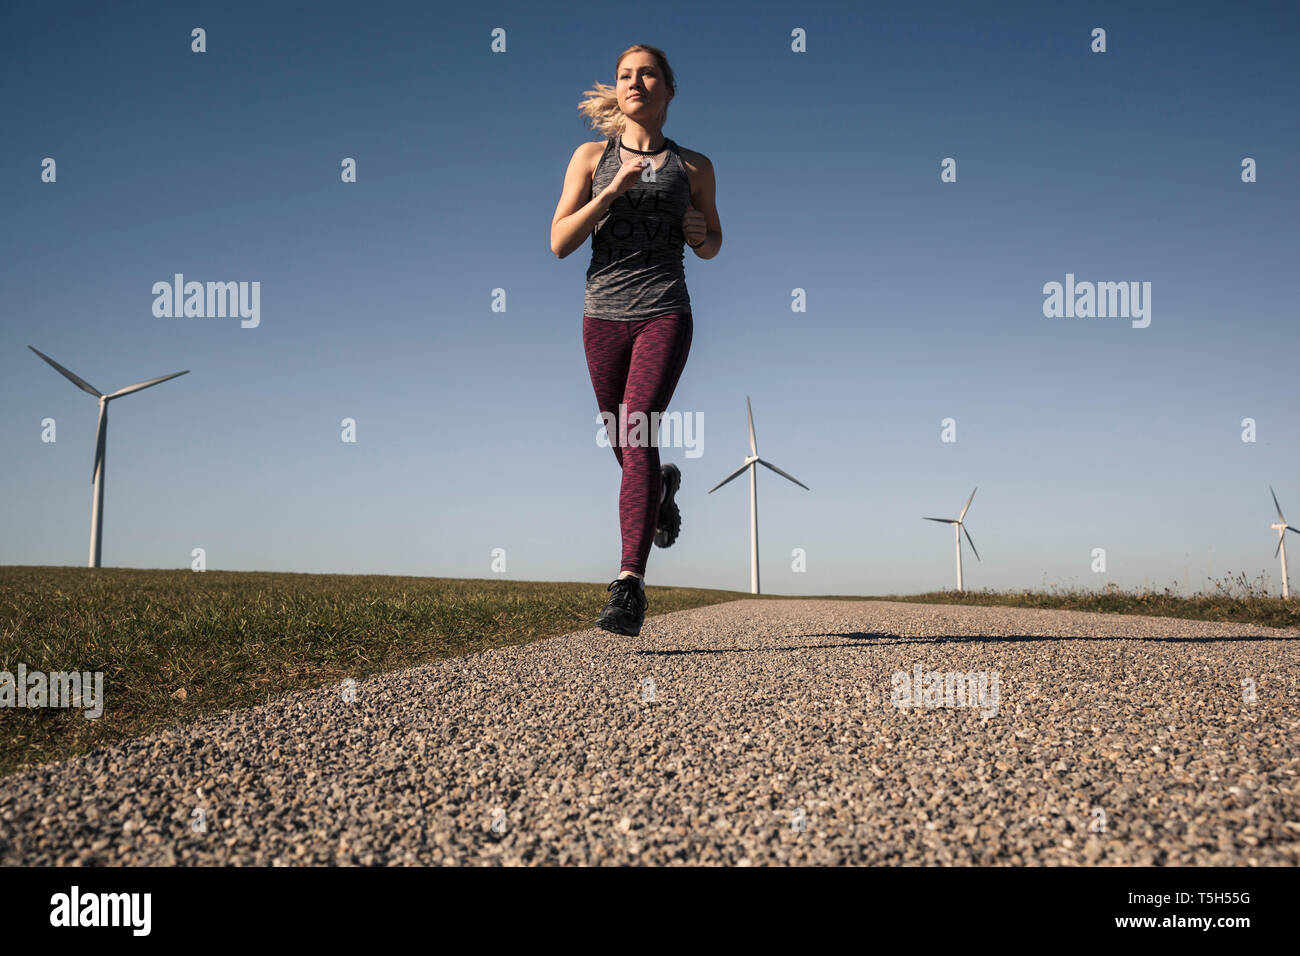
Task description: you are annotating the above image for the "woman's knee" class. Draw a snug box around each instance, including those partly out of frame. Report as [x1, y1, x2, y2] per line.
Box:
[618, 441, 660, 474]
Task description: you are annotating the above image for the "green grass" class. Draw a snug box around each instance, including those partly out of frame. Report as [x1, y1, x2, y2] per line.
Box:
[3, 567, 1295, 778]
[0, 566, 753, 777]
[858, 572, 1300, 630]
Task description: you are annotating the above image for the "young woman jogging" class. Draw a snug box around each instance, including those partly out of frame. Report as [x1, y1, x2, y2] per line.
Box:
[550, 44, 722, 636]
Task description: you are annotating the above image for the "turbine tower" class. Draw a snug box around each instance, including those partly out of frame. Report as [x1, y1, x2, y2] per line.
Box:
[30, 346, 189, 568]
[923, 487, 980, 592]
[1269, 486, 1299, 599]
[708, 396, 808, 594]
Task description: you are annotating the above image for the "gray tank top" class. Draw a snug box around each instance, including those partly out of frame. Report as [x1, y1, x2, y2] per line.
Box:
[584, 135, 693, 320]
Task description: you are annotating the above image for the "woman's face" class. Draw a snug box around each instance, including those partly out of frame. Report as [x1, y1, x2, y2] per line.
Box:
[617, 52, 670, 121]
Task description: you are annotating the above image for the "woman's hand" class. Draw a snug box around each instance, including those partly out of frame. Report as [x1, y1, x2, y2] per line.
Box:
[604, 156, 651, 199]
[682, 203, 707, 247]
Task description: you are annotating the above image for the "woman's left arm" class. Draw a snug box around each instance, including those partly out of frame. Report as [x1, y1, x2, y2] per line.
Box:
[683, 152, 722, 260]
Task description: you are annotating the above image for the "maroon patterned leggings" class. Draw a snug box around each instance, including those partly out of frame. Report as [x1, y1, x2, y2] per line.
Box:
[583, 312, 693, 576]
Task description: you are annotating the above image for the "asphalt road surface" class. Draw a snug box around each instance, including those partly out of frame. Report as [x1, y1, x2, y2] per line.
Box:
[2, 599, 1297, 865]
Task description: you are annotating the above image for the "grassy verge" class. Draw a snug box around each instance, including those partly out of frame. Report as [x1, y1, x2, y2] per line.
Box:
[854, 574, 1300, 631]
[0, 566, 752, 777]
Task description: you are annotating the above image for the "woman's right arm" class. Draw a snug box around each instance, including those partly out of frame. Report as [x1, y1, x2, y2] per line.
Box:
[551, 143, 613, 259]
[552, 143, 648, 259]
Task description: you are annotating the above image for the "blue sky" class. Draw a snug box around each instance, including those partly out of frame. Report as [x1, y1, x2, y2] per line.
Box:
[3, 0, 1298, 596]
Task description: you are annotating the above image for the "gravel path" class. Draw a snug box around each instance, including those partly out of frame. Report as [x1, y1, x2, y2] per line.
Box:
[2, 599, 1298, 865]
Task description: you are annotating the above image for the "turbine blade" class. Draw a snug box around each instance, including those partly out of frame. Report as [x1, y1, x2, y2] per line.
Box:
[1289, 526, 1300, 535]
[922, 517, 956, 523]
[757, 458, 809, 490]
[708, 461, 751, 494]
[963, 524, 980, 561]
[106, 369, 190, 400]
[29, 346, 101, 398]
[1276, 534, 1284, 559]
[1271, 486, 1287, 523]
[746, 396, 757, 457]
[959, 486, 977, 522]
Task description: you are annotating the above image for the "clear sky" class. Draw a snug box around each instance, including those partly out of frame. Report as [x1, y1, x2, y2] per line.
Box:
[3, 0, 1298, 596]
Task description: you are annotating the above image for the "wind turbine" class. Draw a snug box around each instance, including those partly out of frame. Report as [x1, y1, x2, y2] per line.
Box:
[708, 396, 808, 594]
[1269, 486, 1300, 599]
[923, 487, 980, 592]
[29, 346, 189, 568]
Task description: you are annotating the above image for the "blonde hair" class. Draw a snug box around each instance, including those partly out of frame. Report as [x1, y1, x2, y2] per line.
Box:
[577, 44, 677, 140]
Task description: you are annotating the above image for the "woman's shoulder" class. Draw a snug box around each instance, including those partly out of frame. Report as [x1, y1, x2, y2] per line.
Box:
[576, 138, 613, 177]
[673, 143, 713, 194]
[675, 143, 713, 173]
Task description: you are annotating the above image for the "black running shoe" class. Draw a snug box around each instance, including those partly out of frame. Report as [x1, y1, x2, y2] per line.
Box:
[596, 576, 647, 636]
[654, 463, 682, 548]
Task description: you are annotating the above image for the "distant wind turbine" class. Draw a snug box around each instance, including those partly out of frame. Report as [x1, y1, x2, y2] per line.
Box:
[708, 396, 808, 594]
[29, 346, 190, 568]
[1269, 486, 1300, 599]
[923, 487, 980, 592]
